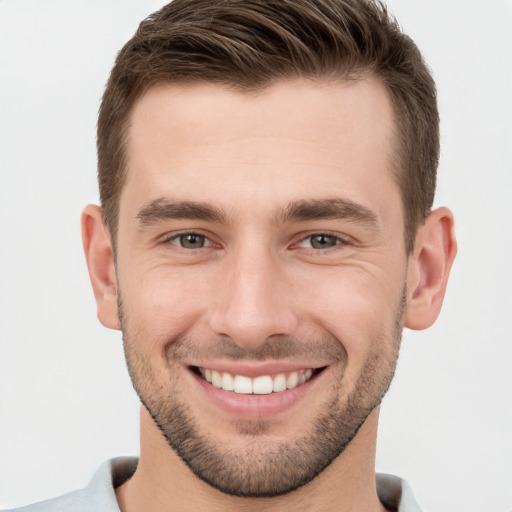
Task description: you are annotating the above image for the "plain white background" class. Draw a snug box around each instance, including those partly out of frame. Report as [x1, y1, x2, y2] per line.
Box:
[0, 1, 511, 510]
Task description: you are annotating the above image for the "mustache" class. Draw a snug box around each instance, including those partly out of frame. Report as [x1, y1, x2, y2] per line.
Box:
[164, 333, 347, 364]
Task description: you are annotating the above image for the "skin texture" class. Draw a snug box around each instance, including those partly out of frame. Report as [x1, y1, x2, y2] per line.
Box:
[82, 78, 456, 512]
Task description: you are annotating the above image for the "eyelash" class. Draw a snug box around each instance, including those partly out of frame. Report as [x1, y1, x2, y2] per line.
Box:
[163, 231, 215, 249]
[294, 232, 349, 251]
[162, 231, 350, 252]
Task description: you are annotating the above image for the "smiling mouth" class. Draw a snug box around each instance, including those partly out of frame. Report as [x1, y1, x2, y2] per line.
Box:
[192, 366, 326, 395]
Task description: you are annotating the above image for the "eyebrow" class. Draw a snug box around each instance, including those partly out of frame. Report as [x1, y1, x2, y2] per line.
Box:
[136, 198, 227, 225]
[136, 197, 379, 228]
[278, 198, 379, 226]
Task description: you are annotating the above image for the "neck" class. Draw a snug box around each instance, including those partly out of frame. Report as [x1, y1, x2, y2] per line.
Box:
[116, 407, 387, 512]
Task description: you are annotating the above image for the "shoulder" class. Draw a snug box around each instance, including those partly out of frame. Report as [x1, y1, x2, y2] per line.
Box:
[376, 473, 423, 512]
[2, 458, 138, 512]
[2, 488, 91, 512]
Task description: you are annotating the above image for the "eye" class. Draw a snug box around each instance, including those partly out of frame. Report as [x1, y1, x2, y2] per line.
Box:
[298, 233, 342, 250]
[168, 233, 212, 249]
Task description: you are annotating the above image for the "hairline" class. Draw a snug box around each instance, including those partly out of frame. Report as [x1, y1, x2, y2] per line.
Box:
[104, 72, 412, 255]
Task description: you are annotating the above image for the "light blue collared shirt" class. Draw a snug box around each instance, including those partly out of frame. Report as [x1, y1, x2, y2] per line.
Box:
[3, 458, 423, 511]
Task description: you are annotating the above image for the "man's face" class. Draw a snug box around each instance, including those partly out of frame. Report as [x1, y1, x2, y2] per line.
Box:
[115, 78, 409, 496]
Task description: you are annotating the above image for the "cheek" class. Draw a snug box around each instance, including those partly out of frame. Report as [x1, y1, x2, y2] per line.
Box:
[119, 262, 215, 344]
[293, 266, 404, 356]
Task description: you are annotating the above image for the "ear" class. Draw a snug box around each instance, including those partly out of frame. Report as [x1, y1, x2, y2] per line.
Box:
[81, 204, 120, 330]
[405, 207, 457, 330]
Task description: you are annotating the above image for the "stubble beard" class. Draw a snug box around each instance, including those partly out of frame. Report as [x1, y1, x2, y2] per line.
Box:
[119, 289, 405, 498]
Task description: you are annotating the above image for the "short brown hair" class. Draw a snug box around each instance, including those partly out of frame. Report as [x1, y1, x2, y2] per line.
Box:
[98, 0, 439, 253]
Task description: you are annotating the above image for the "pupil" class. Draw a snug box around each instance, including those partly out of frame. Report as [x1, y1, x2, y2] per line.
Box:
[181, 234, 204, 248]
[311, 235, 336, 249]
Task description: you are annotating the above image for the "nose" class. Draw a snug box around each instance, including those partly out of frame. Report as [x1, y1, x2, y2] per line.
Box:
[208, 244, 299, 350]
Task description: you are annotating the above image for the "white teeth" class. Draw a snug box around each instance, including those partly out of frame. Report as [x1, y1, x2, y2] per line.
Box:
[286, 372, 299, 389]
[234, 375, 253, 394]
[253, 376, 273, 395]
[221, 372, 234, 391]
[211, 370, 222, 388]
[199, 367, 317, 394]
[298, 369, 313, 385]
[273, 373, 287, 392]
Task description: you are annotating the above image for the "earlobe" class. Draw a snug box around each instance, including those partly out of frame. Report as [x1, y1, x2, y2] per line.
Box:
[81, 204, 120, 330]
[404, 207, 457, 330]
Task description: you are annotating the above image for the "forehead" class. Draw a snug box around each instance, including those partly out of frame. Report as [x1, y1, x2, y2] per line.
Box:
[121, 78, 399, 218]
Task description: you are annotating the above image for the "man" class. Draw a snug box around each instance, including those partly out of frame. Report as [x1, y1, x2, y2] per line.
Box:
[6, 0, 456, 510]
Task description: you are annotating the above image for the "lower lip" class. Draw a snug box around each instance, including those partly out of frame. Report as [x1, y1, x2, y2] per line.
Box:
[189, 369, 321, 418]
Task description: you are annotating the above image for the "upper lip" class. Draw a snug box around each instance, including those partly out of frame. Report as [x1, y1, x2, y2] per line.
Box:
[186, 361, 327, 378]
